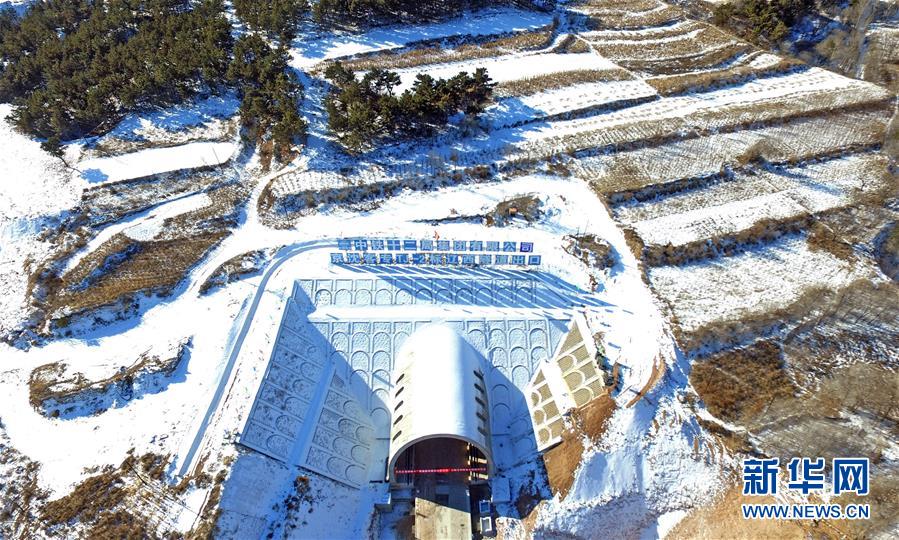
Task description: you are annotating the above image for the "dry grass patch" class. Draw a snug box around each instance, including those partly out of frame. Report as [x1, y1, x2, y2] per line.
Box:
[50, 230, 228, 318]
[43, 184, 245, 325]
[533, 91, 892, 169]
[617, 41, 754, 75]
[200, 248, 274, 294]
[829, 465, 899, 539]
[42, 468, 132, 528]
[590, 23, 738, 62]
[29, 338, 190, 416]
[586, 108, 890, 201]
[585, 4, 685, 30]
[642, 212, 815, 267]
[681, 277, 896, 357]
[28, 362, 78, 411]
[573, 0, 661, 12]
[780, 281, 899, 379]
[690, 340, 796, 425]
[646, 59, 802, 96]
[542, 392, 616, 498]
[806, 221, 855, 262]
[0, 440, 47, 539]
[668, 483, 820, 540]
[584, 19, 703, 41]
[494, 68, 634, 97]
[82, 170, 227, 230]
[551, 34, 591, 54]
[695, 417, 753, 454]
[746, 362, 898, 468]
[620, 226, 646, 261]
[41, 452, 172, 538]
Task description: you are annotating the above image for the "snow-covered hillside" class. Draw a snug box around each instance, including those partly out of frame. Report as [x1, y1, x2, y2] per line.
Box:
[1, 1, 896, 539]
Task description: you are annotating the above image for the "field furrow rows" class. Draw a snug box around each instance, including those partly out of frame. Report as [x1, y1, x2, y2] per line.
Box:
[648, 236, 874, 336]
[508, 71, 890, 159]
[626, 154, 888, 249]
[487, 79, 660, 128]
[576, 107, 890, 196]
[616, 153, 889, 228]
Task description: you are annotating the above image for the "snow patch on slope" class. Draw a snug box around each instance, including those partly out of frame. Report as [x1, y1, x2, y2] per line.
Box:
[649, 235, 876, 333]
[537, 395, 727, 538]
[290, 7, 553, 69]
[78, 141, 238, 184]
[0, 104, 84, 334]
[393, 52, 621, 91]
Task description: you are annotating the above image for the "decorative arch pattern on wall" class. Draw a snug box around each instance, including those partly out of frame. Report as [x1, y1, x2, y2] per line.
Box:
[242, 271, 584, 488]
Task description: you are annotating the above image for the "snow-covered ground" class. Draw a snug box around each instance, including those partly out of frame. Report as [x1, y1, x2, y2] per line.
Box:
[515, 67, 887, 144]
[102, 94, 239, 143]
[623, 154, 887, 247]
[579, 108, 888, 193]
[0, 168, 680, 536]
[289, 6, 554, 70]
[0, 105, 85, 334]
[77, 141, 238, 184]
[0, 105, 83, 223]
[1, 0, 895, 537]
[537, 392, 728, 538]
[487, 79, 659, 128]
[648, 235, 876, 334]
[392, 52, 621, 91]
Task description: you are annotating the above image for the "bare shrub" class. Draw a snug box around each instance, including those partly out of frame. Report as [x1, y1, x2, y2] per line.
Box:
[40, 452, 175, 538]
[733, 139, 777, 167]
[806, 221, 855, 262]
[565, 234, 615, 270]
[488, 194, 543, 226]
[643, 213, 814, 267]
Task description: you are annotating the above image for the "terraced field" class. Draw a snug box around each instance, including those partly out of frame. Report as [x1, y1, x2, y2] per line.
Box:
[5, 1, 898, 537]
[618, 153, 889, 249]
[575, 107, 890, 197]
[264, 0, 898, 368]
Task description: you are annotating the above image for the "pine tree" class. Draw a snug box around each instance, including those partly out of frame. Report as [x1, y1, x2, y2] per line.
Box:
[323, 61, 493, 152]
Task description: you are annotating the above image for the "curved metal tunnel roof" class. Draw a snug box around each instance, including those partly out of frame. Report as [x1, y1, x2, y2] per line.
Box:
[387, 324, 493, 482]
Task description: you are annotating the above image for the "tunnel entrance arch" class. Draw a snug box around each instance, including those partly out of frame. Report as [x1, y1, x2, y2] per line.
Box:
[387, 324, 493, 485]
